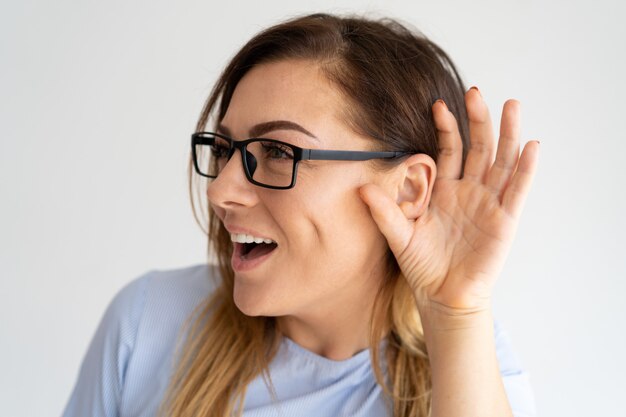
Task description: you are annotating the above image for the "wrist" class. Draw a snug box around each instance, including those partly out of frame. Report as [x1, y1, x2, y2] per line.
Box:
[417, 301, 496, 363]
[417, 298, 493, 332]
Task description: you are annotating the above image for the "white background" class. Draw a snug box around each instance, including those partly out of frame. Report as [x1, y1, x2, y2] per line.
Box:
[2, 0, 625, 416]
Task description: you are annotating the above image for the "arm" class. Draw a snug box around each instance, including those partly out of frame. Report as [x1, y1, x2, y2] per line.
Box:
[421, 307, 512, 417]
[360, 86, 540, 416]
[421, 308, 536, 417]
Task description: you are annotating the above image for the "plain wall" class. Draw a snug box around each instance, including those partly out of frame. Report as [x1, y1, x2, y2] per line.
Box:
[1, 0, 625, 416]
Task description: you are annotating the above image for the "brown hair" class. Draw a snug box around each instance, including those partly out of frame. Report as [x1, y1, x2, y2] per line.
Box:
[158, 12, 470, 417]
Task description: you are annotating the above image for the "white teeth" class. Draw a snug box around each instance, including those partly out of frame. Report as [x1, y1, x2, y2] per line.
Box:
[230, 233, 276, 244]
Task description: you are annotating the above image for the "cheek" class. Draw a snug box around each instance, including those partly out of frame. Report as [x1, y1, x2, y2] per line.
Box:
[322, 188, 384, 255]
[270, 168, 386, 268]
[311, 165, 382, 240]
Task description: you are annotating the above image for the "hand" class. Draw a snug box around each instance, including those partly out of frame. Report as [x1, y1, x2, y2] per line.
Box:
[359, 87, 540, 314]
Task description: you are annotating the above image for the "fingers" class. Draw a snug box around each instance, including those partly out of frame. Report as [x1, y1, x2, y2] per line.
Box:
[486, 99, 521, 200]
[502, 140, 540, 219]
[359, 183, 412, 257]
[433, 99, 463, 180]
[462, 87, 496, 182]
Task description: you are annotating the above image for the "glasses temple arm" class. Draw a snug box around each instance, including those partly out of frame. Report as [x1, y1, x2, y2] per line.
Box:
[303, 149, 408, 161]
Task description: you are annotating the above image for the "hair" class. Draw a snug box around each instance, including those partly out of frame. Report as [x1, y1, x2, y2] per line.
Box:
[157, 12, 470, 417]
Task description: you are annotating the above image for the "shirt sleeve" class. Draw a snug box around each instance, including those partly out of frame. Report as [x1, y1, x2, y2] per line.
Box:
[60, 271, 152, 417]
[494, 319, 537, 417]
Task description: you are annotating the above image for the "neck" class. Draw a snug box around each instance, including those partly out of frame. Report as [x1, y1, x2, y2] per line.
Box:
[275, 275, 388, 361]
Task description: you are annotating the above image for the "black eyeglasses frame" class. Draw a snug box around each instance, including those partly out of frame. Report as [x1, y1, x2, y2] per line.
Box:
[191, 131, 410, 190]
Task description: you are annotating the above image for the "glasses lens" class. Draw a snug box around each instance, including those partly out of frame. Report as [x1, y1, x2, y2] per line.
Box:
[245, 140, 295, 187]
[194, 134, 231, 177]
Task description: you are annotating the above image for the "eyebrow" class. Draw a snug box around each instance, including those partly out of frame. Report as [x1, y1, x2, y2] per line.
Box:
[217, 120, 319, 142]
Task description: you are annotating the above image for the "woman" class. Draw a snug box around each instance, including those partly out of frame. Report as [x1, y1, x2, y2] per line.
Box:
[62, 13, 539, 417]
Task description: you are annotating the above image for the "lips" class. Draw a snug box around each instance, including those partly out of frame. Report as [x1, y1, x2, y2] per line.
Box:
[228, 229, 278, 259]
[226, 223, 279, 271]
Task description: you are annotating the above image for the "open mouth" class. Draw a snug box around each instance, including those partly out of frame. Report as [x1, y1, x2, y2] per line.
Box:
[239, 241, 278, 260]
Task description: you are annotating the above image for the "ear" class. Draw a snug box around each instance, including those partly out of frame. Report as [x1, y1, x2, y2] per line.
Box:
[395, 154, 437, 220]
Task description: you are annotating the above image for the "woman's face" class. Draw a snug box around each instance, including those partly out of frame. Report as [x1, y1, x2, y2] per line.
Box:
[207, 59, 395, 319]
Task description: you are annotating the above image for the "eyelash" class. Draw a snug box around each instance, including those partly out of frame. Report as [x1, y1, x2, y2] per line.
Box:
[210, 143, 230, 158]
[209, 140, 295, 160]
[261, 142, 294, 160]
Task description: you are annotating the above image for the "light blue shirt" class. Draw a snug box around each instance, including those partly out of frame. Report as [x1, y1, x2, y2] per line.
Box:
[61, 263, 536, 417]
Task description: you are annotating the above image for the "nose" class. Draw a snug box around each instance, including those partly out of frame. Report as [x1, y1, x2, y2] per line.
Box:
[206, 148, 259, 210]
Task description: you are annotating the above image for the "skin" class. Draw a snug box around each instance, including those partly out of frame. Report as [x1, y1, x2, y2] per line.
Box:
[207, 59, 403, 360]
[207, 58, 540, 416]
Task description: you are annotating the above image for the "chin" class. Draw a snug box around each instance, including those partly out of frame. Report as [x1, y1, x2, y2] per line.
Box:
[232, 285, 272, 317]
[235, 303, 265, 317]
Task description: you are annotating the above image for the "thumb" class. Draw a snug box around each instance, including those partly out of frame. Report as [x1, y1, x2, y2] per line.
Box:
[359, 183, 412, 257]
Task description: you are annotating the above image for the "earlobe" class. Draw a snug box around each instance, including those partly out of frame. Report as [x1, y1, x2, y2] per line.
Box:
[395, 154, 436, 220]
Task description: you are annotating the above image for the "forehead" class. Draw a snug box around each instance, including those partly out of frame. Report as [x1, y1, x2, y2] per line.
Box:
[221, 59, 357, 147]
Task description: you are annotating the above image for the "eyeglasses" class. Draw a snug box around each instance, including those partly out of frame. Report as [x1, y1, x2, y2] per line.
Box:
[191, 131, 410, 190]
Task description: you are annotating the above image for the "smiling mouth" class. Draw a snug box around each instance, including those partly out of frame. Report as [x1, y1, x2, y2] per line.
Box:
[239, 242, 278, 260]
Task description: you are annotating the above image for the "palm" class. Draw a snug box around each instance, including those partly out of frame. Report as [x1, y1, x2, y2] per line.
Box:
[361, 88, 540, 312]
[399, 175, 517, 310]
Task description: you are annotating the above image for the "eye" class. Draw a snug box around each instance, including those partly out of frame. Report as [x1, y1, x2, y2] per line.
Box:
[261, 142, 294, 160]
[210, 141, 230, 159]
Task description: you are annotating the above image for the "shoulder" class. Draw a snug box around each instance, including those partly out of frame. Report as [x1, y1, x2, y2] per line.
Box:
[109, 262, 222, 357]
[109, 262, 220, 322]
[85, 261, 222, 367]
[139, 262, 221, 308]
[118, 263, 222, 414]
[130, 263, 221, 335]
[60, 263, 222, 417]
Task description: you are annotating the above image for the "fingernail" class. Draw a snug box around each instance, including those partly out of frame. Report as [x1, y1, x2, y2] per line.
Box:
[469, 85, 481, 96]
[435, 98, 448, 110]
